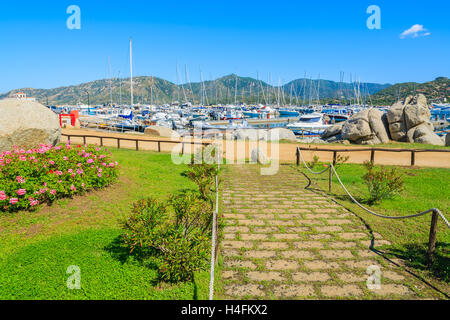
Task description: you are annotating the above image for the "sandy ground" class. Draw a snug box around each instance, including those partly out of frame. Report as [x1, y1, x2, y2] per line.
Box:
[62, 128, 450, 168]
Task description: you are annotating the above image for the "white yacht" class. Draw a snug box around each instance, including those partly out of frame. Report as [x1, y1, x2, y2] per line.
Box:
[286, 113, 331, 135]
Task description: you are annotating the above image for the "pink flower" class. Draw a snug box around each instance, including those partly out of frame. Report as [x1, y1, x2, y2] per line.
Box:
[58, 180, 62, 183]
[81, 183, 85, 188]
[50, 190, 56, 195]
[76, 169, 84, 175]
[98, 168, 103, 173]
[48, 160, 55, 165]
[29, 199, 39, 206]
[19, 155, 27, 161]
[70, 185, 77, 192]
[77, 163, 82, 167]
[97, 173, 102, 177]
[9, 198, 18, 204]
[17, 189, 26, 196]
[0, 192, 7, 201]
[63, 156, 68, 161]
[39, 188, 47, 194]
[68, 169, 73, 173]
[87, 158, 94, 164]
[16, 176, 26, 183]
[55, 170, 63, 176]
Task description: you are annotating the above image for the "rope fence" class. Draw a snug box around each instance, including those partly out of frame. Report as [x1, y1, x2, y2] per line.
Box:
[62, 133, 211, 153]
[209, 145, 221, 300]
[296, 146, 449, 263]
[296, 146, 450, 167]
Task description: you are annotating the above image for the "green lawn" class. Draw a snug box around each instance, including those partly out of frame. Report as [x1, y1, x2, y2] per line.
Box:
[296, 141, 450, 150]
[0, 148, 219, 300]
[299, 162, 450, 286]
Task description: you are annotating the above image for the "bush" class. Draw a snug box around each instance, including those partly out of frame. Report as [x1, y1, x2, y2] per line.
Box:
[121, 152, 220, 282]
[363, 161, 404, 204]
[0, 143, 119, 212]
[122, 196, 210, 282]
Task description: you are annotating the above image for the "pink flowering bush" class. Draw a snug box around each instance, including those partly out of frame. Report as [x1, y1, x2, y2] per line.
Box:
[0, 143, 119, 212]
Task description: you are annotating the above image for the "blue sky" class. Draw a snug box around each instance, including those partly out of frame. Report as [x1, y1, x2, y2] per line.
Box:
[0, 0, 449, 93]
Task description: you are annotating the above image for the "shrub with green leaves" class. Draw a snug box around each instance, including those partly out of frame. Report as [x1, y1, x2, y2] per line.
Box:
[363, 161, 404, 204]
[122, 195, 212, 282]
[122, 151, 221, 282]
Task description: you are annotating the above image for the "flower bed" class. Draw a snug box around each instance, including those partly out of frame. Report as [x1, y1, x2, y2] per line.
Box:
[0, 143, 119, 212]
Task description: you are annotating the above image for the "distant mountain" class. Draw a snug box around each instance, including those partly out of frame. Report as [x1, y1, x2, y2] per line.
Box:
[371, 77, 450, 105]
[0, 74, 392, 105]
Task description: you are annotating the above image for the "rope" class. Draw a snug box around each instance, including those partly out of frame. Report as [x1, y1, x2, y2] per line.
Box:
[208, 146, 221, 300]
[297, 147, 329, 175]
[297, 147, 449, 228]
[330, 164, 449, 227]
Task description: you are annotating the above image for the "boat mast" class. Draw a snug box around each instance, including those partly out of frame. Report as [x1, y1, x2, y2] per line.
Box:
[234, 74, 238, 105]
[129, 37, 134, 106]
[119, 71, 122, 106]
[176, 61, 180, 103]
[108, 56, 113, 106]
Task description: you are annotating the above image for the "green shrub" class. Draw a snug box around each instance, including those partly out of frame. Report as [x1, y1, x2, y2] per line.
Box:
[186, 151, 219, 204]
[170, 191, 213, 236]
[158, 228, 209, 282]
[122, 193, 214, 282]
[363, 161, 404, 204]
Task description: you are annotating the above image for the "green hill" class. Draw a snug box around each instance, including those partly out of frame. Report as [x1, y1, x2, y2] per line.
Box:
[0, 74, 393, 106]
[372, 77, 450, 105]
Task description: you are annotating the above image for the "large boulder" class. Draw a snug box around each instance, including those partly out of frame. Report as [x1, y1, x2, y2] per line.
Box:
[321, 108, 390, 145]
[322, 122, 344, 139]
[0, 98, 61, 152]
[251, 147, 270, 165]
[144, 125, 180, 138]
[387, 94, 443, 145]
[235, 129, 267, 141]
[387, 100, 407, 141]
[266, 128, 297, 142]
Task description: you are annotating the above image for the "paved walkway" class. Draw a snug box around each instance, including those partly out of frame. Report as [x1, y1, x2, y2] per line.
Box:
[219, 164, 441, 299]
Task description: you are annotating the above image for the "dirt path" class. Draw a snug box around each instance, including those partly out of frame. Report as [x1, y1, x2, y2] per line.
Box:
[218, 164, 442, 299]
[62, 129, 450, 168]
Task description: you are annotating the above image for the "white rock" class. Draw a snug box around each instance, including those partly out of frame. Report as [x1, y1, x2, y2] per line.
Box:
[266, 128, 297, 141]
[251, 147, 270, 165]
[0, 98, 61, 152]
[144, 125, 180, 138]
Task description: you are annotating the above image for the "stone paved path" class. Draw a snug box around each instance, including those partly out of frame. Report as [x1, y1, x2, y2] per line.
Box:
[219, 164, 441, 300]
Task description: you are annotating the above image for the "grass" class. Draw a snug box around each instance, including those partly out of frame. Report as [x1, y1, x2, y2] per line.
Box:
[296, 141, 450, 150]
[0, 148, 220, 300]
[300, 162, 450, 286]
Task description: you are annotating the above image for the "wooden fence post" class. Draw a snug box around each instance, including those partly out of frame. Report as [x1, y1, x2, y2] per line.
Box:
[181, 142, 185, 155]
[427, 210, 439, 264]
[83, 136, 86, 145]
[135, 140, 139, 151]
[100, 137, 103, 146]
[328, 166, 332, 193]
[370, 149, 375, 163]
[158, 141, 161, 152]
[117, 138, 120, 149]
[296, 148, 300, 166]
[333, 151, 337, 166]
[411, 150, 416, 166]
